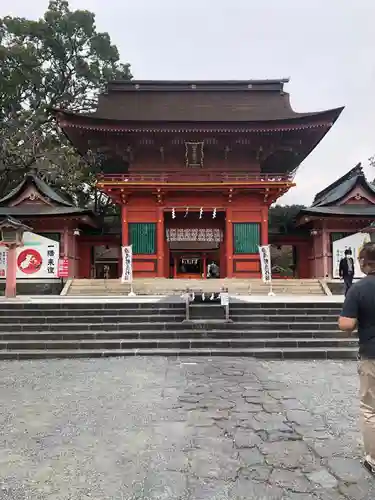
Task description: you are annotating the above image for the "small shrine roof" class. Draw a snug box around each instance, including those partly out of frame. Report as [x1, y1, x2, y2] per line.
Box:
[298, 163, 375, 221]
[301, 205, 375, 217]
[0, 215, 31, 230]
[0, 173, 74, 207]
[0, 173, 96, 223]
[0, 206, 92, 217]
[311, 163, 375, 207]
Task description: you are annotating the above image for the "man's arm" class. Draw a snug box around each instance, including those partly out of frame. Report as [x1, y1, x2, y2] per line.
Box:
[338, 286, 358, 333]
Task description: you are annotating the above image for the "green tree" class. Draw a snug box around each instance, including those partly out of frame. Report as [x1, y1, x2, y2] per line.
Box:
[0, 116, 96, 203]
[0, 0, 131, 119]
[269, 204, 306, 234]
[0, 0, 131, 203]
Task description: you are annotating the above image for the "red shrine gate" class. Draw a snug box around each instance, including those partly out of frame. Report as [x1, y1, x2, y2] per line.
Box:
[55, 79, 343, 279]
[106, 183, 289, 279]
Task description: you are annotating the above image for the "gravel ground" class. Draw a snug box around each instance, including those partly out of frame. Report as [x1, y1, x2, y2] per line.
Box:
[0, 357, 372, 500]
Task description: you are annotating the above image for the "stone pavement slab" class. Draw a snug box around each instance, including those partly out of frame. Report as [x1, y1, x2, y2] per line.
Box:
[0, 357, 373, 499]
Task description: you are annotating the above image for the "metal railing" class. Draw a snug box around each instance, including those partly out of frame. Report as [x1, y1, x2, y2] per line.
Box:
[98, 171, 294, 183]
[183, 287, 230, 322]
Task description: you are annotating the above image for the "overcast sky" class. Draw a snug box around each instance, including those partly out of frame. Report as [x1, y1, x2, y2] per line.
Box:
[2, 0, 375, 205]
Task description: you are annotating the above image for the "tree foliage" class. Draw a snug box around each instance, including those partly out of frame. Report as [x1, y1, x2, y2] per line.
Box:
[269, 204, 306, 234]
[0, 0, 131, 205]
[0, 117, 95, 204]
[0, 0, 131, 118]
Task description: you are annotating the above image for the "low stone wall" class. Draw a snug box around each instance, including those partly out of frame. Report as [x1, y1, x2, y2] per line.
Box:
[327, 281, 345, 295]
[0, 281, 63, 296]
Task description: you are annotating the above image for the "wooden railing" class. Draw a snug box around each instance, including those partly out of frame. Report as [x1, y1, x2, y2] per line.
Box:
[98, 172, 294, 183]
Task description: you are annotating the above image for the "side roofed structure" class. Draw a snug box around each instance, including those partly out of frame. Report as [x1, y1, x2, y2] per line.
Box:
[297, 163, 375, 278]
[0, 173, 97, 280]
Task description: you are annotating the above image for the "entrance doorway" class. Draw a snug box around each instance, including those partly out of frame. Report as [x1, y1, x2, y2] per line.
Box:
[176, 255, 202, 278]
[171, 252, 220, 279]
[270, 245, 296, 277]
[95, 262, 119, 279]
[93, 245, 120, 279]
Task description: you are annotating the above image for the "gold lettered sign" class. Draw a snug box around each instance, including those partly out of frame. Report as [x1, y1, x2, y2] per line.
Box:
[185, 141, 204, 167]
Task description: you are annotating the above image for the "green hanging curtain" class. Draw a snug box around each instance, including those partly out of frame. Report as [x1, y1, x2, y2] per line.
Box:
[129, 223, 156, 254]
[233, 223, 260, 254]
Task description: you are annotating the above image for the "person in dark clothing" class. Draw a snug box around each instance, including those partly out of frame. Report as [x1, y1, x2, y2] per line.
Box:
[339, 248, 355, 296]
[207, 261, 219, 279]
[339, 242, 375, 474]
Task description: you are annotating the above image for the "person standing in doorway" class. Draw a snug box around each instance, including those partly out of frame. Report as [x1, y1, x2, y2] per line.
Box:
[338, 242, 375, 474]
[339, 248, 355, 296]
[207, 261, 219, 279]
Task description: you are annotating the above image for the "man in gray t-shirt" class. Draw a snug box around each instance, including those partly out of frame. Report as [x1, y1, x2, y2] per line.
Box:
[339, 242, 375, 474]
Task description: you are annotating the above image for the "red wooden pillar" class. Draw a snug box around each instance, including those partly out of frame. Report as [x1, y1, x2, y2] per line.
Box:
[261, 206, 269, 245]
[173, 256, 177, 278]
[121, 204, 129, 247]
[79, 244, 91, 278]
[63, 226, 69, 257]
[5, 244, 17, 298]
[157, 207, 165, 277]
[226, 207, 233, 278]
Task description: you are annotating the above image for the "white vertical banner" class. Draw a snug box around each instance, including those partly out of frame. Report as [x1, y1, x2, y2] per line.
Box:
[259, 245, 275, 295]
[121, 245, 133, 283]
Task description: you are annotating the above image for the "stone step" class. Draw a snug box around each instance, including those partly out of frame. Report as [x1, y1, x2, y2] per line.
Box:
[0, 301, 340, 309]
[67, 278, 327, 296]
[0, 300, 342, 313]
[229, 307, 342, 313]
[0, 329, 349, 341]
[0, 309, 340, 318]
[231, 314, 339, 322]
[68, 291, 326, 297]
[0, 303, 185, 311]
[68, 283, 323, 289]
[0, 321, 341, 331]
[0, 337, 356, 351]
[0, 309, 186, 317]
[0, 346, 357, 360]
[0, 315, 186, 324]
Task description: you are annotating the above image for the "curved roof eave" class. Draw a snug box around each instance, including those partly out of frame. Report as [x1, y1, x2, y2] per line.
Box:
[313, 173, 375, 208]
[0, 174, 74, 208]
[298, 206, 375, 217]
[51, 106, 344, 128]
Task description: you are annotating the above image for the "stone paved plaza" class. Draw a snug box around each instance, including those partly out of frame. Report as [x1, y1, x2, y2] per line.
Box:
[0, 357, 373, 499]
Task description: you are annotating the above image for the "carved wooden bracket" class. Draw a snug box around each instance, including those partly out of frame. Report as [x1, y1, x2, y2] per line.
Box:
[120, 190, 128, 205]
[155, 188, 164, 205]
[159, 146, 165, 163]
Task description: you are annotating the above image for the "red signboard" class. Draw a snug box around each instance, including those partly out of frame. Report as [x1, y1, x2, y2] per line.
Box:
[58, 258, 69, 278]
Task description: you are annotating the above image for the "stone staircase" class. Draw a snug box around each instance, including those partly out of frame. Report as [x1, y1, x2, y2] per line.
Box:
[0, 300, 356, 360]
[66, 278, 327, 296]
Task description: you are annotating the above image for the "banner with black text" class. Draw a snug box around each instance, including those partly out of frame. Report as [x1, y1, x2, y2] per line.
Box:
[121, 245, 133, 283]
[258, 245, 272, 284]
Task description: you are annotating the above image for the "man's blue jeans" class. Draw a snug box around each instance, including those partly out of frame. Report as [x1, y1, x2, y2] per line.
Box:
[344, 274, 353, 296]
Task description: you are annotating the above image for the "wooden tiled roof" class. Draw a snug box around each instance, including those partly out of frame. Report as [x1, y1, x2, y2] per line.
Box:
[53, 79, 344, 125]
